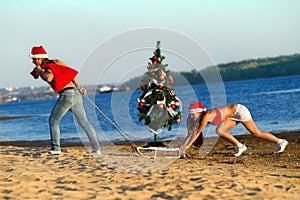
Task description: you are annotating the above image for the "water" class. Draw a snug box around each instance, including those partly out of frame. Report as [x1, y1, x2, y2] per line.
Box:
[0, 75, 300, 142]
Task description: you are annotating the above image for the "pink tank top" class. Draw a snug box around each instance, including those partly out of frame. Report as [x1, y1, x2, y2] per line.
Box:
[211, 108, 222, 125]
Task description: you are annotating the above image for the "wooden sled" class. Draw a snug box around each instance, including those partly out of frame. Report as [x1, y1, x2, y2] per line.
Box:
[136, 128, 180, 158]
[136, 146, 180, 158]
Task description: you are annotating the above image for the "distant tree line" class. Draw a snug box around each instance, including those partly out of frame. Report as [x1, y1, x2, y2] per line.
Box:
[122, 54, 300, 89]
[217, 53, 300, 81]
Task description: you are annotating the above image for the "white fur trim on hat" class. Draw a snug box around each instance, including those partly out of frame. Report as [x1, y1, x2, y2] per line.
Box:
[189, 107, 207, 113]
[30, 54, 48, 58]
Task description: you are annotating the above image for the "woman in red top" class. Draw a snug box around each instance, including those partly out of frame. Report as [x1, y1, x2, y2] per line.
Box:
[180, 102, 288, 157]
[30, 46, 100, 155]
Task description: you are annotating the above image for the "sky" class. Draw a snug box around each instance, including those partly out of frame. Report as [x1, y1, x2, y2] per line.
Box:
[0, 0, 299, 88]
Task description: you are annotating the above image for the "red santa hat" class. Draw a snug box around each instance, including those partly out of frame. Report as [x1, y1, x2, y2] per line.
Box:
[30, 46, 48, 58]
[189, 102, 206, 113]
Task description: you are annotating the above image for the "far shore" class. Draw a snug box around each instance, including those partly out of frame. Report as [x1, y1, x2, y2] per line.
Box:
[0, 115, 36, 121]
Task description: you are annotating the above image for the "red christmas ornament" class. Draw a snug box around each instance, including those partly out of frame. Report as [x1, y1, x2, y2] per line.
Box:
[176, 118, 181, 124]
[158, 84, 163, 89]
[138, 102, 145, 107]
[151, 56, 157, 65]
[171, 104, 176, 110]
[168, 75, 174, 84]
[158, 104, 164, 109]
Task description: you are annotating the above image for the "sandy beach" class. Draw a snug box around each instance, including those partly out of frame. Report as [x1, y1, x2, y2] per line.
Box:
[0, 132, 299, 200]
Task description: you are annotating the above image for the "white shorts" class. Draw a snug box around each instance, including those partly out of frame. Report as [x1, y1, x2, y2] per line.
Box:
[229, 104, 252, 122]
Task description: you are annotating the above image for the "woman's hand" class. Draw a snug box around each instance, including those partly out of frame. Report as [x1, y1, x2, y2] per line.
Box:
[179, 144, 187, 158]
[78, 87, 87, 95]
[34, 65, 42, 72]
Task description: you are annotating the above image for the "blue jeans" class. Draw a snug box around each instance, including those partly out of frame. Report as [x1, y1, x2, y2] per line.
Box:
[49, 89, 100, 152]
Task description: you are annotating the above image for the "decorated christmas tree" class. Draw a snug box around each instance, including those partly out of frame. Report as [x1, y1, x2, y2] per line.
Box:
[137, 41, 182, 145]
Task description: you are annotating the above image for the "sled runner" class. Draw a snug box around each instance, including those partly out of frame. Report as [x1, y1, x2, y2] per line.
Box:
[136, 146, 180, 158]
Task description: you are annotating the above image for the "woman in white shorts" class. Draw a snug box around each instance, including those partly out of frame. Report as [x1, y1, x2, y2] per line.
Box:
[180, 102, 288, 157]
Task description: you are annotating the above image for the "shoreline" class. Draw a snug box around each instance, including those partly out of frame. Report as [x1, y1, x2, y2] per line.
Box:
[0, 131, 298, 147]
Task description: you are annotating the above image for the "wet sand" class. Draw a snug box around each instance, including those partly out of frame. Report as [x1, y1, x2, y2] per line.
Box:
[0, 132, 299, 199]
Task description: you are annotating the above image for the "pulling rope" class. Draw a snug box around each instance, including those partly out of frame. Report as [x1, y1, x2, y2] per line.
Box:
[83, 95, 142, 156]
